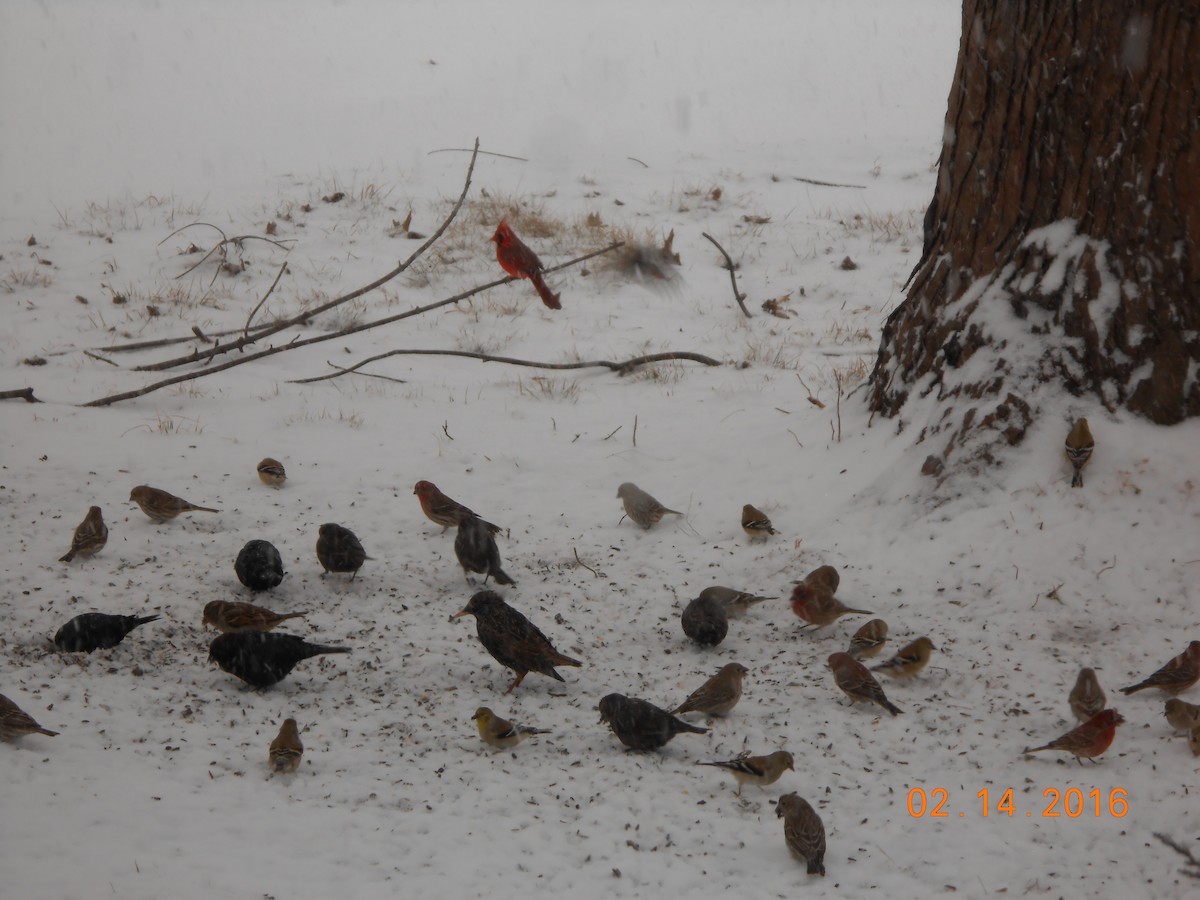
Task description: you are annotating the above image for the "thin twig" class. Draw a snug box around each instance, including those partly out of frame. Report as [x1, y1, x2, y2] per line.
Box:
[0, 387, 40, 403]
[244, 261, 288, 340]
[1154, 833, 1200, 879]
[98, 322, 279, 354]
[442, 421, 454, 441]
[573, 548, 600, 578]
[84, 350, 118, 367]
[791, 174, 867, 189]
[632, 414, 638, 447]
[603, 425, 622, 441]
[1096, 557, 1116, 579]
[701, 232, 752, 318]
[426, 147, 528, 161]
[626, 157, 649, 168]
[834, 370, 843, 442]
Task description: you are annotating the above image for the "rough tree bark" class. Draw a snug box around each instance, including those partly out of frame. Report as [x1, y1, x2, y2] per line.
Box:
[868, 2, 1199, 475]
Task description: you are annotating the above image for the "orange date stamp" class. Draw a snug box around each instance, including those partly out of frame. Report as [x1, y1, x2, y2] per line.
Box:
[907, 787, 1128, 818]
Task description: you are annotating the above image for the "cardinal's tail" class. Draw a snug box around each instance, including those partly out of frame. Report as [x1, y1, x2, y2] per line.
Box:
[530, 272, 562, 310]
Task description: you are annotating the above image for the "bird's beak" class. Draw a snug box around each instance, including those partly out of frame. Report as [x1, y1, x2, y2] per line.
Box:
[450, 609, 469, 620]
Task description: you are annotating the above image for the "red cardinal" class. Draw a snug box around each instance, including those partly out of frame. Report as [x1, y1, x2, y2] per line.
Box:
[492, 220, 561, 310]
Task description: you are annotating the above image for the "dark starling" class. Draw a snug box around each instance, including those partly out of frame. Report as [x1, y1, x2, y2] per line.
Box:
[316, 523, 367, 579]
[454, 514, 515, 586]
[208, 631, 351, 688]
[234, 539, 286, 591]
[54, 612, 160, 653]
[777, 793, 827, 876]
[0, 693, 59, 741]
[681, 594, 728, 647]
[202, 600, 307, 634]
[597, 693, 709, 751]
[451, 590, 580, 693]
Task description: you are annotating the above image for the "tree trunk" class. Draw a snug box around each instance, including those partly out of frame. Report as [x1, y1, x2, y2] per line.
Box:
[868, 1, 1199, 475]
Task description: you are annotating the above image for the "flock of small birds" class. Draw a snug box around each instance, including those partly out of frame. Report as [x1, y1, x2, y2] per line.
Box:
[6, 420, 1199, 880]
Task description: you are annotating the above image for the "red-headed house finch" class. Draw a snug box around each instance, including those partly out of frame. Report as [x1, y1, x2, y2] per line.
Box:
[698, 750, 793, 796]
[491, 220, 561, 310]
[1064, 418, 1094, 488]
[1023, 709, 1124, 764]
[791, 583, 871, 629]
[269, 718, 303, 773]
[827, 652, 902, 716]
[597, 693, 707, 751]
[256, 458, 287, 488]
[59, 505, 108, 562]
[741, 503, 776, 540]
[471, 706, 550, 750]
[872, 637, 935, 679]
[129, 485, 219, 522]
[801, 565, 841, 595]
[848, 618, 889, 659]
[413, 480, 501, 535]
[54, 612, 159, 653]
[202, 600, 307, 634]
[777, 793, 826, 877]
[0, 693, 59, 741]
[1119, 641, 1200, 696]
[1068, 667, 1106, 721]
[672, 663, 748, 717]
[616, 482, 682, 529]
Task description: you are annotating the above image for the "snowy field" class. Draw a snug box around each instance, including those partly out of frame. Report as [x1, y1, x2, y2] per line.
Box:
[2, 2, 1199, 898]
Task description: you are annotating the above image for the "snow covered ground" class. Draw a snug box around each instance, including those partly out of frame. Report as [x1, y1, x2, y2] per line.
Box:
[2, 2, 1198, 898]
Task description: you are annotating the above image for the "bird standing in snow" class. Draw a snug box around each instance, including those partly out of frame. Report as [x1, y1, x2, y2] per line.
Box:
[1024, 709, 1124, 763]
[471, 707, 550, 749]
[872, 637, 936, 679]
[202, 600, 307, 634]
[741, 503, 776, 540]
[777, 793, 826, 876]
[269, 718, 303, 773]
[54, 612, 159, 653]
[0, 694, 59, 742]
[414, 480, 501, 535]
[616, 482, 682, 529]
[451, 591, 580, 693]
[1068, 667, 1106, 721]
[256, 458, 287, 488]
[59, 506, 108, 562]
[672, 663, 748, 717]
[597, 693, 708, 751]
[129, 485, 219, 522]
[1064, 418, 1094, 488]
[697, 750, 793, 796]
[1119, 641, 1200, 696]
[828, 652, 902, 716]
[316, 523, 367, 579]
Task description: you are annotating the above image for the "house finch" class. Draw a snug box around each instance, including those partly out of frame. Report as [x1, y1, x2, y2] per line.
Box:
[454, 513, 515, 586]
[129, 485, 218, 522]
[776, 793, 826, 876]
[827, 652, 902, 716]
[616, 482, 682, 529]
[208, 632, 351, 688]
[1119, 641, 1200, 696]
[848, 618, 889, 659]
[234, 539, 286, 592]
[1068, 667, 1107, 721]
[0, 693, 59, 741]
[491, 219, 561, 310]
[316, 523, 367, 579]
[1164, 698, 1200, 732]
[451, 591, 580, 693]
[1023, 708, 1124, 763]
[741, 503, 776, 539]
[1064, 417, 1094, 488]
[54, 612, 160, 653]
[471, 706, 550, 750]
[872, 637, 936, 679]
[681, 594, 728, 647]
[202, 600, 307, 634]
[698, 586, 773, 617]
[59, 505, 108, 562]
[413, 480, 500, 535]
[672, 662, 748, 717]
[269, 718, 303, 773]
[790, 583, 871, 629]
[256, 457, 287, 488]
[698, 750, 793, 796]
[801, 564, 841, 595]
[597, 693, 708, 751]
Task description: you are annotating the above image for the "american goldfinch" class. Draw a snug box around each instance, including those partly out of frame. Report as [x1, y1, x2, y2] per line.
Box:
[256, 458, 287, 488]
[672, 663, 748, 717]
[597, 693, 708, 751]
[413, 480, 501, 534]
[54, 612, 160, 653]
[234, 539, 286, 592]
[202, 600, 307, 634]
[129, 485, 218, 522]
[848, 619, 889, 659]
[59, 505, 108, 562]
[471, 706, 549, 749]
[1119, 641, 1200, 696]
[698, 586, 774, 617]
[616, 482, 682, 529]
[827, 652, 902, 716]
[1164, 698, 1200, 732]
[872, 637, 936, 679]
[269, 718, 303, 773]
[1064, 418, 1094, 488]
[681, 594, 728, 647]
[0, 693, 59, 741]
[454, 514, 515, 586]
[1068, 668, 1106, 721]
[741, 503, 776, 539]
[316, 523, 367, 579]
[451, 591, 580, 694]
[209, 632, 351, 688]
[1024, 709, 1124, 763]
[791, 584, 871, 629]
[777, 793, 826, 876]
[698, 750, 793, 796]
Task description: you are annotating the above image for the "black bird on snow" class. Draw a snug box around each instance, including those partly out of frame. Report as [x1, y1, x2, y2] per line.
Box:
[454, 513, 515, 586]
[598, 693, 709, 751]
[682, 594, 728, 647]
[235, 539, 285, 592]
[208, 632, 351, 688]
[54, 612, 160, 653]
[451, 590, 579, 693]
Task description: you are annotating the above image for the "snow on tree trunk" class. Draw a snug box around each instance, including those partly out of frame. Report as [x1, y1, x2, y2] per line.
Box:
[868, 2, 1199, 477]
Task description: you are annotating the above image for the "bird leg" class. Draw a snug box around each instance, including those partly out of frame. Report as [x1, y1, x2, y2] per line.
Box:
[504, 672, 528, 694]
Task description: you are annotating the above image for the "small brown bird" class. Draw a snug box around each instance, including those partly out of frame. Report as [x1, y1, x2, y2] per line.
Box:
[0, 693, 59, 741]
[413, 480, 501, 534]
[54, 612, 160, 653]
[777, 793, 826, 876]
[1064, 418, 1094, 488]
[872, 637, 936, 679]
[1164, 698, 1200, 732]
[471, 706, 550, 750]
[257, 458, 287, 488]
[698, 586, 774, 617]
[741, 503, 776, 539]
[129, 485, 219, 522]
[681, 594, 728, 647]
[802, 564, 841, 595]
[698, 750, 793, 796]
[451, 591, 580, 693]
[1119, 641, 1200, 696]
[316, 523, 367, 579]
[202, 600, 307, 634]
[454, 513, 515, 586]
[848, 618, 889, 659]
[791, 583, 871, 629]
[597, 693, 708, 751]
[616, 482, 682, 529]
[268, 718, 303, 773]
[828, 652, 902, 716]
[1069, 668, 1107, 721]
[59, 505, 108, 562]
[1024, 708, 1124, 763]
[672, 663, 748, 717]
